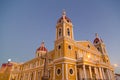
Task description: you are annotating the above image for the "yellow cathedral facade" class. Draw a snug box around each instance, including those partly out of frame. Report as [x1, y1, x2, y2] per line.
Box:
[9, 11, 115, 80]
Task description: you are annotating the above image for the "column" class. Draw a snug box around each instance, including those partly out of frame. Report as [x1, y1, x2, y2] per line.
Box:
[23, 73, 25, 80]
[94, 67, 98, 79]
[79, 68, 81, 80]
[99, 67, 103, 80]
[53, 65, 55, 80]
[63, 22, 65, 36]
[83, 65, 87, 80]
[75, 65, 77, 80]
[96, 68, 100, 79]
[62, 64, 64, 80]
[28, 73, 30, 80]
[101, 68, 105, 79]
[89, 66, 92, 79]
[106, 69, 110, 80]
[108, 70, 112, 80]
[66, 64, 68, 80]
[34, 71, 36, 80]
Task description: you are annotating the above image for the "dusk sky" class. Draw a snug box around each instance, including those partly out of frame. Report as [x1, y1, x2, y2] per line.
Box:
[0, 0, 120, 70]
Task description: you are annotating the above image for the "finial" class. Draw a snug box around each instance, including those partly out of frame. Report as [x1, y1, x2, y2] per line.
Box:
[62, 9, 66, 16]
[8, 59, 11, 62]
[95, 33, 99, 38]
[8, 59, 11, 63]
[41, 40, 45, 47]
[42, 40, 44, 43]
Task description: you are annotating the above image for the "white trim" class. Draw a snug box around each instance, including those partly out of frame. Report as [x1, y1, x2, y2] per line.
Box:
[72, 27, 74, 40]
[63, 22, 65, 37]
[66, 64, 68, 80]
[54, 57, 76, 62]
[53, 65, 55, 80]
[62, 64, 64, 80]
[54, 62, 76, 65]
[89, 66, 92, 79]
[83, 65, 87, 80]
[75, 65, 77, 80]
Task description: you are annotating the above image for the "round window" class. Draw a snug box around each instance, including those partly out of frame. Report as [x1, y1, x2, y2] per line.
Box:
[69, 68, 74, 75]
[56, 68, 61, 76]
[69, 69, 73, 74]
[57, 69, 61, 74]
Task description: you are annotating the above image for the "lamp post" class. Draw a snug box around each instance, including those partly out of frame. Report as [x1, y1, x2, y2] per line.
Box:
[113, 64, 120, 74]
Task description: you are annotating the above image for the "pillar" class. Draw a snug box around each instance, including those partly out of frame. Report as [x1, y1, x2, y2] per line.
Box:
[79, 68, 81, 80]
[89, 66, 92, 79]
[66, 64, 68, 80]
[106, 69, 110, 80]
[75, 65, 77, 80]
[101, 68, 105, 79]
[28, 72, 30, 80]
[53, 65, 55, 80]
[62, 64, 64, 80]
[83, 65, 87, 80]
[94, 67, 98, 79]
[34, 71, 36, 80]
[99, 67, 103, 80]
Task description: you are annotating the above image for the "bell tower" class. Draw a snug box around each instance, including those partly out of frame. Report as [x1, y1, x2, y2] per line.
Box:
[56, 10, 74, 40]
[93, 33, 110, 64]
[54, 11, 77, 80]
[93, 33, 107, 54]
[54, 10, 75, 59]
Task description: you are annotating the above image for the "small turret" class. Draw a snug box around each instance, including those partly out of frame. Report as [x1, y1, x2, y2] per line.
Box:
[93, 33, 103, 45]
[93, 33, 110, 64]
[36, 42, 48, 57]
[93, 33, 106, 54]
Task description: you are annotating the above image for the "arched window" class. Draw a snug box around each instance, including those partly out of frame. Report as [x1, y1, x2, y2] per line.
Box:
[67, 28, 70, 36]
[68, 45, 71, 50]
[58, 28, 62, 37]
[58, 45, 61, 49]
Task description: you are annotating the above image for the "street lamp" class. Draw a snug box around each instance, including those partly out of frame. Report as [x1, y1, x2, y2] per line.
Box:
[113, 64, 118, 67]
[113, 64, 120, 74]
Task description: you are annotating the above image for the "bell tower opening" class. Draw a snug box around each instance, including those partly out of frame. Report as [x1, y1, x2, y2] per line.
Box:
[67, 28, 70, 36]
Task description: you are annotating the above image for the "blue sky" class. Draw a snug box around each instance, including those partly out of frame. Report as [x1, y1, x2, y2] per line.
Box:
[0, 0, 120, 69]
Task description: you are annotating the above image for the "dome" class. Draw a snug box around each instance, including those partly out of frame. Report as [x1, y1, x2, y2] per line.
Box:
[57, 16, 72, 23]
[57, 10, 72, 23]
[93, 33, 103, 44]
[36, 42, 47, 52]
[93, 38, 100, 43]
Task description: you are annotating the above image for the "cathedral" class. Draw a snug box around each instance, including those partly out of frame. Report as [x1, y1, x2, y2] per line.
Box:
[9, 11, 115, 80]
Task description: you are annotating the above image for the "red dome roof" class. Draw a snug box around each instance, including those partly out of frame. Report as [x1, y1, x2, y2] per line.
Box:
[36, 42, 47, 52]
[93, 33, 103, 44]
[57, 10, 72, 23]
[93, 38, 100, 43]
[57, 16, 72, 23]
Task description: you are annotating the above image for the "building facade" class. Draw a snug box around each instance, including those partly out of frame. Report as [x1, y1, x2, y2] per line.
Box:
[10, 11, 114, 80]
